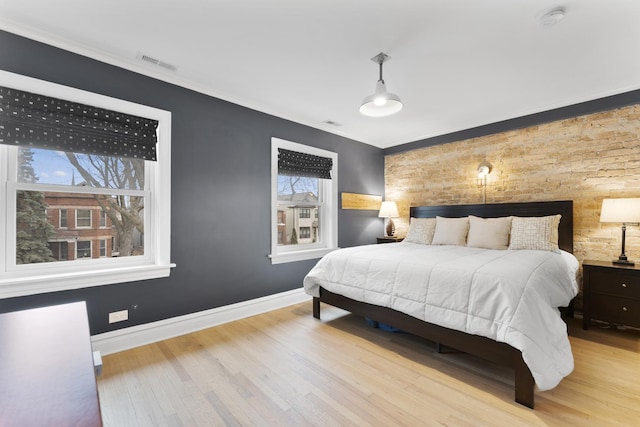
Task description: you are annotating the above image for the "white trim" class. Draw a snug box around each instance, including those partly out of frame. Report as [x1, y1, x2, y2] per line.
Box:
[0, 264, 175, 299]
[91, 288, 311, 356]
[269, 248, 336, 265]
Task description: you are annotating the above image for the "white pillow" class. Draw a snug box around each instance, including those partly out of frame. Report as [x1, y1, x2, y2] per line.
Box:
[431, 216, 469, 246]
[466, 216, 512, 250]
[404, 217, 436, 244]
[508, 215, 561, 252]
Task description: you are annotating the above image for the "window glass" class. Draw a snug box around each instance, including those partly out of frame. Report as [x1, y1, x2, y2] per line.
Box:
[48, 241, 68, 261]
[16, 190, 144, 264]
[76, 209, 92, 228]
[277, 176, 320, 247]
[16, 190, 56, 265]
[19, 148, 144, 190]
[15, 146, 147, 263]
[76, 241, 91, 259]
[14, 149, 146, 265]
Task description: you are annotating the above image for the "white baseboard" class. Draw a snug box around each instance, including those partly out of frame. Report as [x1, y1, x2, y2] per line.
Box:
[91, 288, 311, 355]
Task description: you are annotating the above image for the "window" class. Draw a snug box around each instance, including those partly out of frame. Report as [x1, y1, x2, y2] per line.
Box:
[76, 241, 92, 259]
[76, 209, 92, 228]
[0, 70, 174, 299]
[49, 241, 68, 261]
[299, 227, 311, 239]
[59, 209, 68, 228]
[269, 138, 337, 264]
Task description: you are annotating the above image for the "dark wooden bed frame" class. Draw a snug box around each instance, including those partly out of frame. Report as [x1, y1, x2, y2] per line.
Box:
[312, 200, 574, 409]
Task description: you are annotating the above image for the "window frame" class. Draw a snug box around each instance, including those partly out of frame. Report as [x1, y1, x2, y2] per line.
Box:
[76, 209, 92, 228]
[0, 70, 174, 299]
[76, 240, 92, 259]
[269, 137, 338, 264]
[59, 209, 68, 229]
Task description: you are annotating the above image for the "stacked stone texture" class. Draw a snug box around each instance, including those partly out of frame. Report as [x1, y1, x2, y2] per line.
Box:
[385, 105, 640, 267]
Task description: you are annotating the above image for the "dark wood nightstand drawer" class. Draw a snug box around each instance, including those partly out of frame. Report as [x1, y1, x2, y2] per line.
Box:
[582, 260, 640, 330]
[591, 295, 640, 328]
[590, 270, 640, 299]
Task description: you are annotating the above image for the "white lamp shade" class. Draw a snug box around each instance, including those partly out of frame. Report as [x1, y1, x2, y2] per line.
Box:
[378, 201, 399, 218]
[600, 198, 640, 223]
[360, 81, 403, 117]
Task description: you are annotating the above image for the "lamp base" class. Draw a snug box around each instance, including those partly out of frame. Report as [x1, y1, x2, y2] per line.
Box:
[613, 258, 635, 266]
[385, 218, 395, 237]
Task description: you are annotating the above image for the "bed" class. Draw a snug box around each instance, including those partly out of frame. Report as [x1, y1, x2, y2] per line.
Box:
[304, 200, 577, 409]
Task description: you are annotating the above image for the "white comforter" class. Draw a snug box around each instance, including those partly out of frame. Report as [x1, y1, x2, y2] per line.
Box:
[303, 242, 579, 391]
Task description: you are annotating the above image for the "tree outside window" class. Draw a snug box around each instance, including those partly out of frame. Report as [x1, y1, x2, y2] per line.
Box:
[15, 147, 146, 263]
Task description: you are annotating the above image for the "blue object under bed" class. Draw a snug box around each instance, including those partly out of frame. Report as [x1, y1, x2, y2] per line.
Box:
[365, 317, 402, 332]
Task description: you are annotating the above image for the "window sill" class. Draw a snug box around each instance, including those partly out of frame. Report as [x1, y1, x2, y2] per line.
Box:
[269, 248, 337, 265]
[0, 263, 176, 299]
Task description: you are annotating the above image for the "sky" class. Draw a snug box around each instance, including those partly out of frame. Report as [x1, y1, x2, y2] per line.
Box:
[28, 148, 75, 186]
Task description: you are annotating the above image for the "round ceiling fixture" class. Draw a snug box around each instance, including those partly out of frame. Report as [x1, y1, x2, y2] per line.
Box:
[539, 7, 566, 26]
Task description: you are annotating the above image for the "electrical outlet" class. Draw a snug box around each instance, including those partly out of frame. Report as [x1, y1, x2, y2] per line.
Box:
[108, 309, 129, 324]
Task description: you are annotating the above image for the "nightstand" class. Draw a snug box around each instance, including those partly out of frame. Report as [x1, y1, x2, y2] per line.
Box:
[376, 236, 403, 244]
[582, 260, 640, 330]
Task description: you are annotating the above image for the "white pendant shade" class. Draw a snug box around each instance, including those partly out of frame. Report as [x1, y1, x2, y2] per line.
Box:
[360, 52, 403, 117]
[360, 81, 403, 117]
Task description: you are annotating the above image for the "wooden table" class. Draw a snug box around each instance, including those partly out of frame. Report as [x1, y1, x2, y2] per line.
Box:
[0, 301, 102, 426]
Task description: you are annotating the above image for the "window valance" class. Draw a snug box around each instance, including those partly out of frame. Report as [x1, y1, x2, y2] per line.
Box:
[0, 86, 158, 160]
[278, 148, 332, 179]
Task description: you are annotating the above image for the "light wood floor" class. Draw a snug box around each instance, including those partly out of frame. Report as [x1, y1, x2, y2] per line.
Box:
[98, 302, 640, 426]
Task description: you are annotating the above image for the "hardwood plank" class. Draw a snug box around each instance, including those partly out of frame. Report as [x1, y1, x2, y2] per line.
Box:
[98, 302, 640, 426]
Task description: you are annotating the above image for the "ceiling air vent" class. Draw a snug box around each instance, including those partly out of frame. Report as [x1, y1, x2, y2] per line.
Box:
[136, 52, 178, 71]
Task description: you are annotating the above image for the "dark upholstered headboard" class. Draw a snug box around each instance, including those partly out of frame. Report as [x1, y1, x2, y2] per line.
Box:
[409, 200, 573, 253]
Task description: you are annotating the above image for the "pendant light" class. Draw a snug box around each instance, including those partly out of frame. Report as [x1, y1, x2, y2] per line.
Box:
[359, 52, 403, 117]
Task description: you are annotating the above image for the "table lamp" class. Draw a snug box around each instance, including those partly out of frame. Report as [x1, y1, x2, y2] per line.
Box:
[378, 201, 399, 237]
[600, 198, 640, 265]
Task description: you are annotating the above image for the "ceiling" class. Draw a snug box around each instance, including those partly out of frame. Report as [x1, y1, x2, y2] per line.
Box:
[1, 1, 639, 149]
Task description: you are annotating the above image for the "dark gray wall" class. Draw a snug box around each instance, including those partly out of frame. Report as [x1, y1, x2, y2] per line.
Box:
[0, 30, 384, 334]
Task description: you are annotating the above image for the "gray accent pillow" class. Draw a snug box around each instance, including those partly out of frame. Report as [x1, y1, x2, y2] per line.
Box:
[404, 217, 436, 244]
[508, 215, 561, 252]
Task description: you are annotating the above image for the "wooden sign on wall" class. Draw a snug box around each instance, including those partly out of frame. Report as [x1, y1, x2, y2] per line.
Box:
[341, 193, 382, 210]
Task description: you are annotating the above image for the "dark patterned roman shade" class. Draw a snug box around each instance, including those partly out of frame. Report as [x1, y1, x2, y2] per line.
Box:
[278, 148, 333, 179]
[0, 86, 158, 160]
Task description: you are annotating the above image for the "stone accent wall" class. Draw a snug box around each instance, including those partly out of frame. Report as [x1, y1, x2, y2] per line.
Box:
[385, 104, 640, 266]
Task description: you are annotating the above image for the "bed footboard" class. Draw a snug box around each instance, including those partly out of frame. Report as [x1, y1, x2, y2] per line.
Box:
[313, 290, 535, 409]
